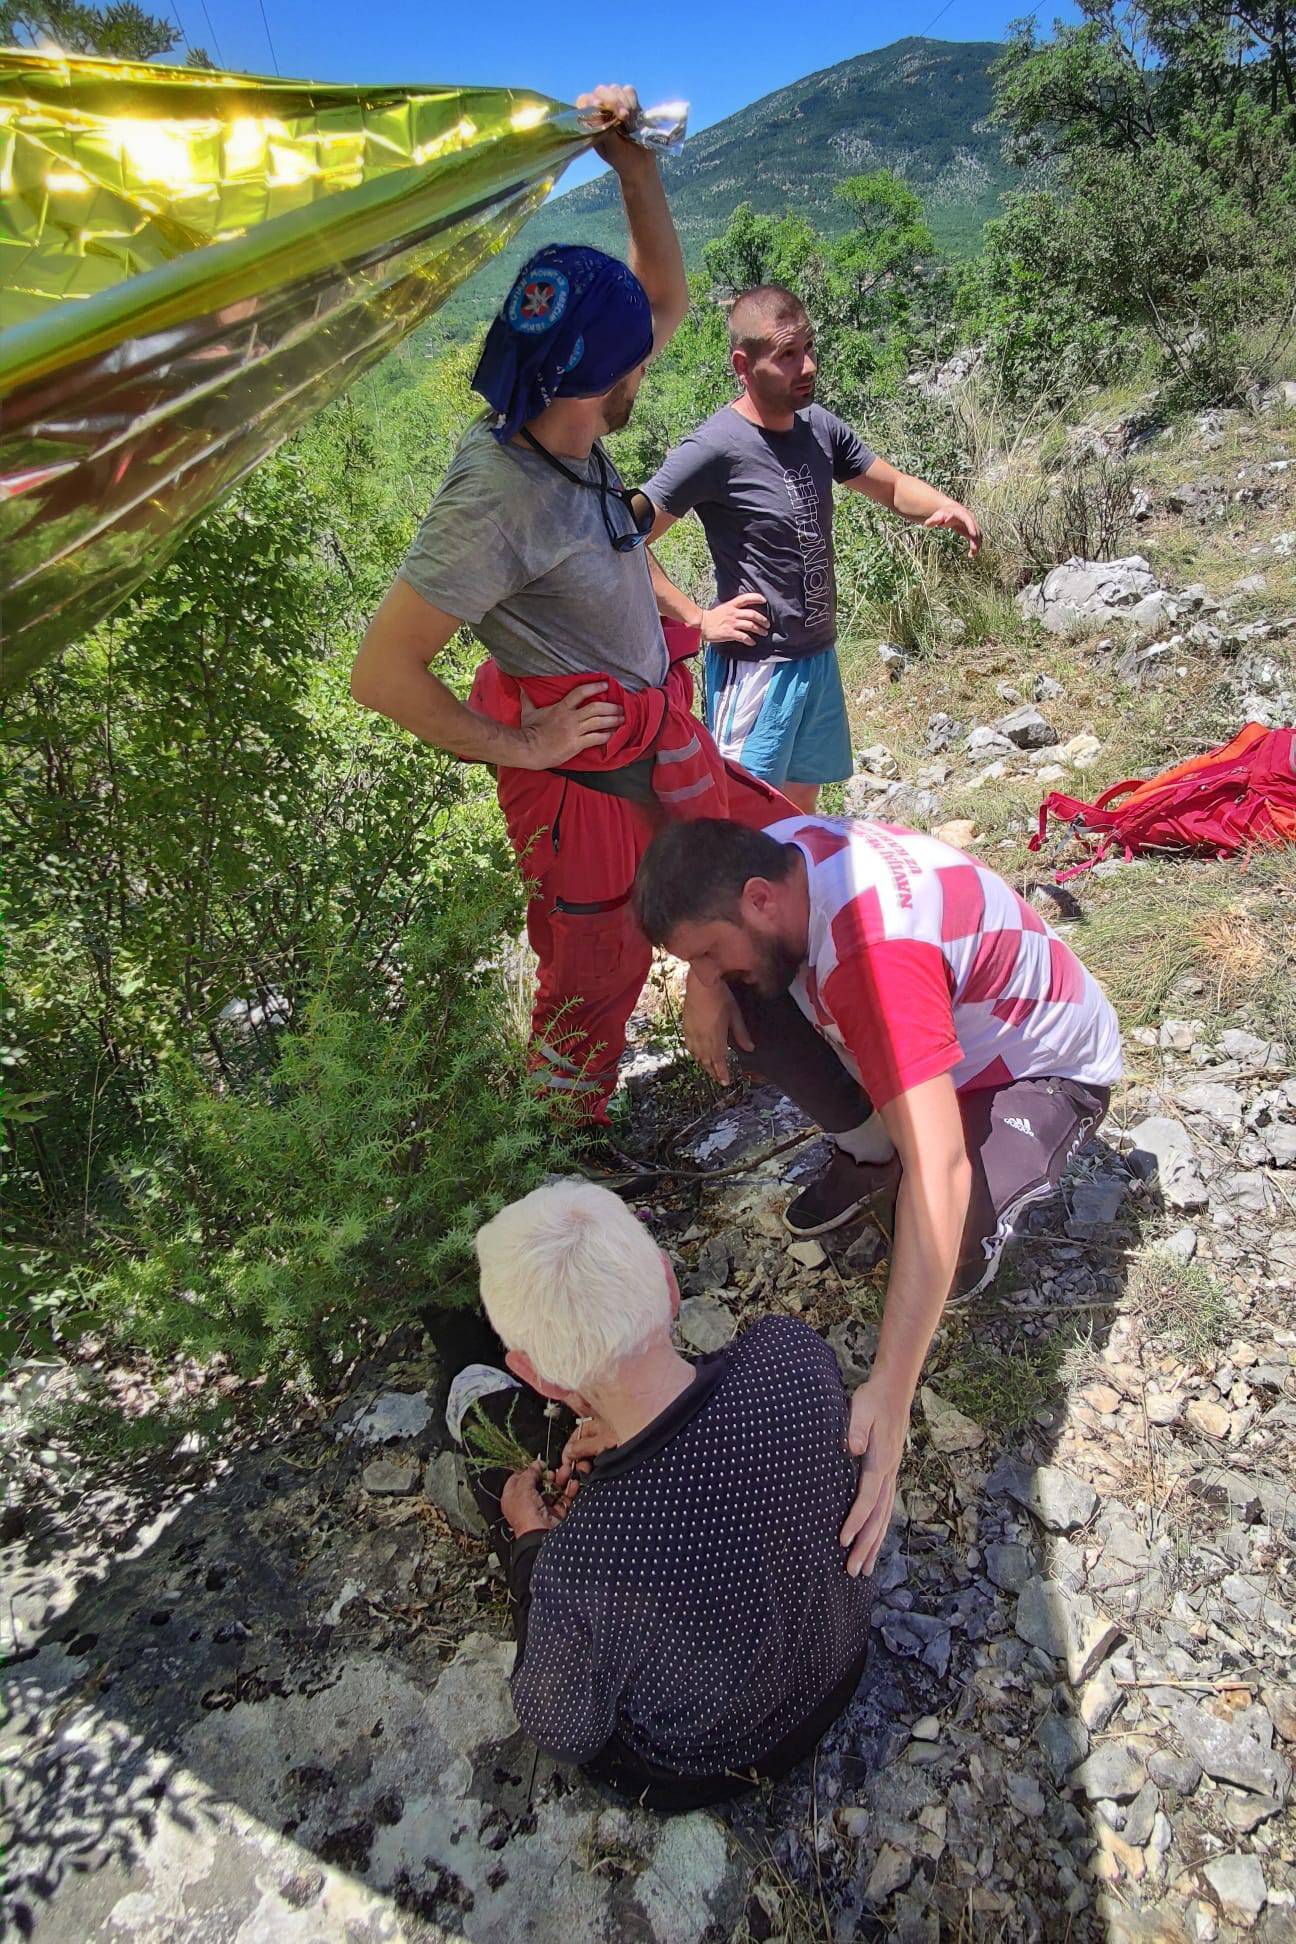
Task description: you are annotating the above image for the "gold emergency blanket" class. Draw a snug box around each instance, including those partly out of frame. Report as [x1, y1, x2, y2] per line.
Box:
[0, 50, 593, 689]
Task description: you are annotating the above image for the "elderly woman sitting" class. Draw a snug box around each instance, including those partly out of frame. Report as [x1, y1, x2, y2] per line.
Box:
[452, 1180, 875, 1810]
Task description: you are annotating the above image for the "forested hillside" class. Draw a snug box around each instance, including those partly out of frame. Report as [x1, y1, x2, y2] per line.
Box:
[434, 37, 1013, 335]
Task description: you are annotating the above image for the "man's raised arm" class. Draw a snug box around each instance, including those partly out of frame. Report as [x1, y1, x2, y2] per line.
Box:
[578, 84, 688, 351]
[350, 580, 623, 770]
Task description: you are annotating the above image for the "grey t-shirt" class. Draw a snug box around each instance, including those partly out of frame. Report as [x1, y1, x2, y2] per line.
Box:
[399, 417, 669, 691]
[645, 403, 875, 662]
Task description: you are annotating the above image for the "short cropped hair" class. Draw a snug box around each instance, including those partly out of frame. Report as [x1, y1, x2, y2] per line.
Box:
[635, 818, 796, 946]
[728, 284, 810, 357]
[475, 1181, 670, 1391]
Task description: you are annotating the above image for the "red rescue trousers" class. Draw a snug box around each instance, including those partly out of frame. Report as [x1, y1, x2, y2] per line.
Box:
[471, 629, 795, 1122]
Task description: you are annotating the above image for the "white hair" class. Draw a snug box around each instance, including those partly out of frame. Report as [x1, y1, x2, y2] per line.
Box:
[475, 1180, 671, 1391]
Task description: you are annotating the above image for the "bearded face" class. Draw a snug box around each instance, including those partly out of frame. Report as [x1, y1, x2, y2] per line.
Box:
[748, 931, 806, 997]
[600, 362, 647, 432]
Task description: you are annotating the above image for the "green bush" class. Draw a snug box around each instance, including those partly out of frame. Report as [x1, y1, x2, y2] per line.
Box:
[79, 879, 563, 1382]
[1, 429, 560, 1379]
[3, 450, 346, 1249]
[959, 193, 1140, 403]
[972, 6, 1296, 403]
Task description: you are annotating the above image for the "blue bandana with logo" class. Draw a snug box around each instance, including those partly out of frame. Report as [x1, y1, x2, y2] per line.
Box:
[472, 244, 654, 444]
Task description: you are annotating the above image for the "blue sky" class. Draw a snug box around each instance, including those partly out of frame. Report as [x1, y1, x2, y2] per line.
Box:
[173, 3, 1066, 191]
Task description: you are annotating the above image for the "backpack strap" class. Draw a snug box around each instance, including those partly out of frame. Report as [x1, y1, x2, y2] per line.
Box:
[1030, 781, 1142, 879]
[1087, 777, 1144, 813]
[1029, 784, 1131, 854]
[1031, 790, 1083, 846]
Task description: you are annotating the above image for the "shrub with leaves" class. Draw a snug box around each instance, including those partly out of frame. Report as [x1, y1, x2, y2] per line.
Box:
[79, 870, 566, 1382]
[970, 5, 1296, 402]
[958, 194, 1139, 404]
[461, 1397, 540, 1478]
[1, 428, 561, 1375]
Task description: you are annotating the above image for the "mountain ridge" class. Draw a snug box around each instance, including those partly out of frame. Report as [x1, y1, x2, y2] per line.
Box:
[432, 38, 1016, 338]
[558, 37, 1008, 243]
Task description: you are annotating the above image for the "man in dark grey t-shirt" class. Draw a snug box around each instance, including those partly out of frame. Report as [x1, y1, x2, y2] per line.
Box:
[645, 285, 983, 812]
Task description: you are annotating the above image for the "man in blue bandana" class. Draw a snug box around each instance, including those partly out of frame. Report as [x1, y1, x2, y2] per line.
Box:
[471, 243, 656, 448]
[352, 85, 788, 1124]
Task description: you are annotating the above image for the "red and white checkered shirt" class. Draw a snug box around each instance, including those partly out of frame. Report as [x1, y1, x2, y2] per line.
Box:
[771, 817, 1123, 1111]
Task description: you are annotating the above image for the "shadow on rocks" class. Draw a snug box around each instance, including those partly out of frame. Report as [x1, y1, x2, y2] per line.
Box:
[668, 1092, 1156, 1942]
[0, 1307, 753, 1944]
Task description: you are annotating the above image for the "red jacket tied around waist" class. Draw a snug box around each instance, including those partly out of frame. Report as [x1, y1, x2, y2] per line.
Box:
[469, 621, 732, 818]
[468, 621, 794, 1122]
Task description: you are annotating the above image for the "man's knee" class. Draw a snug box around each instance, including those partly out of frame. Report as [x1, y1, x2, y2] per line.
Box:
[733, 984, 872, 1135]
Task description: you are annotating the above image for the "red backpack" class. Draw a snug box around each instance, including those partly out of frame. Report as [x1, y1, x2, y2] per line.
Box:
[1030, 723, 1296, 879]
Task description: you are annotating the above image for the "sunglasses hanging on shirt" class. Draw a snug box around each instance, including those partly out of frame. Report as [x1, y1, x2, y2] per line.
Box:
[520, 429, 654, 552]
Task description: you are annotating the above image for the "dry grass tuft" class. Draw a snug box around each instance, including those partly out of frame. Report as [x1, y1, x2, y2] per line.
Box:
[1197, 902, 1274, 1008]
[1058, 854, 1295, 1036]
[1126, 1253, 1236, 1362]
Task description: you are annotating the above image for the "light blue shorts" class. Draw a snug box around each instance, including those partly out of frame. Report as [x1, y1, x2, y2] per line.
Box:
[704, 645, 852, 787]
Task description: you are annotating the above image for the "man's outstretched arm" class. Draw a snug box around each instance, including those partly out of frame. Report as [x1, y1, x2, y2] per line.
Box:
[847, 455, 982, 557]
[838, 1071, 971, 1576]
[578, 84, 688, 350]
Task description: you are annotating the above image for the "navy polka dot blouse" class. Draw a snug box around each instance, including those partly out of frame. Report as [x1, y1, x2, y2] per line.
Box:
[509, 1316, 876, 1778]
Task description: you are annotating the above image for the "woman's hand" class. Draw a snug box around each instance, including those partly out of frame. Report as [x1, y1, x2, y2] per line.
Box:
[500, 1461, 558, 1537]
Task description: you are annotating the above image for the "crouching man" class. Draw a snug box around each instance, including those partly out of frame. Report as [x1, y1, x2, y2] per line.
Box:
[633, 815, 1123, 1574]
[458, 1180, 875, 1810]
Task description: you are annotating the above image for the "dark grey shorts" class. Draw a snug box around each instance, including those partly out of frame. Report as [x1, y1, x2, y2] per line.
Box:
[734, 986, 1110, 1296]
[956, 1075, 1110, 1296]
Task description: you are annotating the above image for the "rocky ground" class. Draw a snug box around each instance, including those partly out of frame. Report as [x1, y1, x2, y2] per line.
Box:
[3, 392, 1295, 1942]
